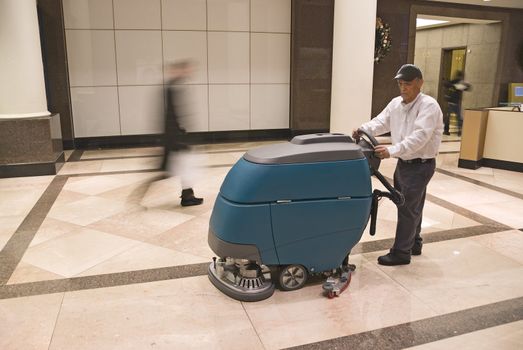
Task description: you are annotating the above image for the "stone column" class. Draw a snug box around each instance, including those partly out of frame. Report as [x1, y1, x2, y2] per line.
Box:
[0, 0, 50, 118]
[0, 0, 63, 177]
[330, 0, 377, 133]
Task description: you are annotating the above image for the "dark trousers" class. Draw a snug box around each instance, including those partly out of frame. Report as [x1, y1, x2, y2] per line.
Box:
[392, 160, 436, 256]
[445, 102, 462, 134]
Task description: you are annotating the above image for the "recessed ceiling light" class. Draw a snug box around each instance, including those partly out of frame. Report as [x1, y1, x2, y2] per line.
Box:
[416, 18, 450, 28]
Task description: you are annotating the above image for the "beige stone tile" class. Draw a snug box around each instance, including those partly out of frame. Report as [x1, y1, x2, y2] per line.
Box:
[243, 255, 436, 350]
[49, 276, 263, 350]
[0, 293, 64, 350]
[0, 175, 54, 189]
[471, 229, 523, 265]
[88, 207, 194, 241]
[406, 320, 523, 350]
[99, 157, 160, 173]
[29, 217, 84, 247]
[0, 186, 49, 217]
[365, 238, 523, 314]
[148, 215, 214, 259]
[467, 200, 523, 229]
[21, 228, 141, 277]
[438, 141, 461, 153]
[360, 192, 479, 243]
[7, 261, 65, 284]
[62, 173, 155, 195]
[432, 183, 517, 208]
[0, 215, 24, 250]
[78, 242, 208, 276]
[48, 196, 135, 226]
[52, 189, 90, 207]
[58, 160, 103, 175]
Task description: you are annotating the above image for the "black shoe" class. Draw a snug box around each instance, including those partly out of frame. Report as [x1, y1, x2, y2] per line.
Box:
[377, 252, 410, 266]
[180, 188, 203, 207]
[443, 131, 450, 136]
[411, 242, 422, 256]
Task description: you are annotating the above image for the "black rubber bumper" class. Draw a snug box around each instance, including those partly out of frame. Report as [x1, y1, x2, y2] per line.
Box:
[208, 228, 261, 262]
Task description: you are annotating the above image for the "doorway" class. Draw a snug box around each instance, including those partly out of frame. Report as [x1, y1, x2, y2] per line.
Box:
[438, 47, 467, 133]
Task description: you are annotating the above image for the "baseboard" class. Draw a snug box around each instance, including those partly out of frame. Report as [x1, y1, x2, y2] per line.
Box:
[482, 158, 523, 172]
[73, 130, 298, 150]
[458, 158, 482, 170]
[0, 152, 65, 178]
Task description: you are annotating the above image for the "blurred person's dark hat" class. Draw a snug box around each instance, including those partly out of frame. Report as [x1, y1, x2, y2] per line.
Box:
[394, 64, 423, 81]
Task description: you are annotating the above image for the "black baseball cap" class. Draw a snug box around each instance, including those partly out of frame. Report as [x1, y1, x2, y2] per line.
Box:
[394, 64, 423, 81]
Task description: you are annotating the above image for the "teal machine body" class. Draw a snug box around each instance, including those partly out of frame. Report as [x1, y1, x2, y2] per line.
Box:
[207, 133, 399, 301]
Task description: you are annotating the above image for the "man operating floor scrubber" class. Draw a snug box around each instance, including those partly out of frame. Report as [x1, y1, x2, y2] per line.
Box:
[206, 132, 404, 302]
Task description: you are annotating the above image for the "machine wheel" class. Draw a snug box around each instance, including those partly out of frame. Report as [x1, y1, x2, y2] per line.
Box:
[278, 265, 308, 291]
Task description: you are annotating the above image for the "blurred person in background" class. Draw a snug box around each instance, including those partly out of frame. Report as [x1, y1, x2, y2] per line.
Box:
[161, 60, 203, 206]
[444, 70, 471, 136]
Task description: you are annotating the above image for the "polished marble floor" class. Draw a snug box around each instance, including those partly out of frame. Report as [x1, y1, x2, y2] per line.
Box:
[1, 137, 522, 349]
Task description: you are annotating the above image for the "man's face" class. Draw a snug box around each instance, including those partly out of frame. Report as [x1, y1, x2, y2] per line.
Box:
[397, 78, 423, 103]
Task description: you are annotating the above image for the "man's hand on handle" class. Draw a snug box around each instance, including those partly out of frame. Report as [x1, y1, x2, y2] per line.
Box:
[374, 145, 390, 159]
[352, 128, 362, 142]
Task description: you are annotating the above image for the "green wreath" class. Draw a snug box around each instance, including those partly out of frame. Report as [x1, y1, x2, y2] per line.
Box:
[375, 17, 392, 64]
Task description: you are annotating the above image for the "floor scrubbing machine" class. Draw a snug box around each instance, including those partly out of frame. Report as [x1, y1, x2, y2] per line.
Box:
[208, 132, 403, 301]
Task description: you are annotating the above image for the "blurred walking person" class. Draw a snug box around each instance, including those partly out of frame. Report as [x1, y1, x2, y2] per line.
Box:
[444, 70, 471, 136]
[161, 60, 203, 206]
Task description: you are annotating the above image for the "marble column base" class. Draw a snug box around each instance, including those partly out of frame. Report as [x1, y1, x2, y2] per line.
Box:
[0, 114, 64, 178]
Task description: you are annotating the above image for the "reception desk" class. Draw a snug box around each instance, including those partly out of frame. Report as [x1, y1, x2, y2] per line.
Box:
[459, 107, 523, 172]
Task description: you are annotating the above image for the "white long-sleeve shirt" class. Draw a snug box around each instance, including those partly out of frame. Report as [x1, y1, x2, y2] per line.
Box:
[360, 92, 443, 160]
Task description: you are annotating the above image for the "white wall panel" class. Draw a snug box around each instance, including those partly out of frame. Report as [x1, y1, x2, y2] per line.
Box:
[115, 31, 163, 85]
[66, 30, 117, 87]
[207, 0, 249, 31]
[251, 84, 289, 129]
[71, 87, 120, 137]
[65, 0, 292, 136]
[63, 0, 113, 29]
[118, 85, 164, 135]
[209, 85, 249, 131]
[251, 0, 291, 33]
[113, 0, 161, 29]
[251, 33, 290, 84]
[176, 85, 209, 132]
[208, 32, 249, 83]
[162, 31, 207, 84]
[162, 0, 206, 30]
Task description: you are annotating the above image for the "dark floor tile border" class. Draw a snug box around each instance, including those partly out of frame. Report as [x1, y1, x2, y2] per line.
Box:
[0, 176, 68, 285]
[0, 224, 509, 300]
[67, 150, 83, 162]
[351, 224, 507, 255]
[382, 175, 509, 229]
[426, 193, 510, 229]
[436, 168, 523, 201]
[285, 297, 523, 350]
[0, 263, 209, 300]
